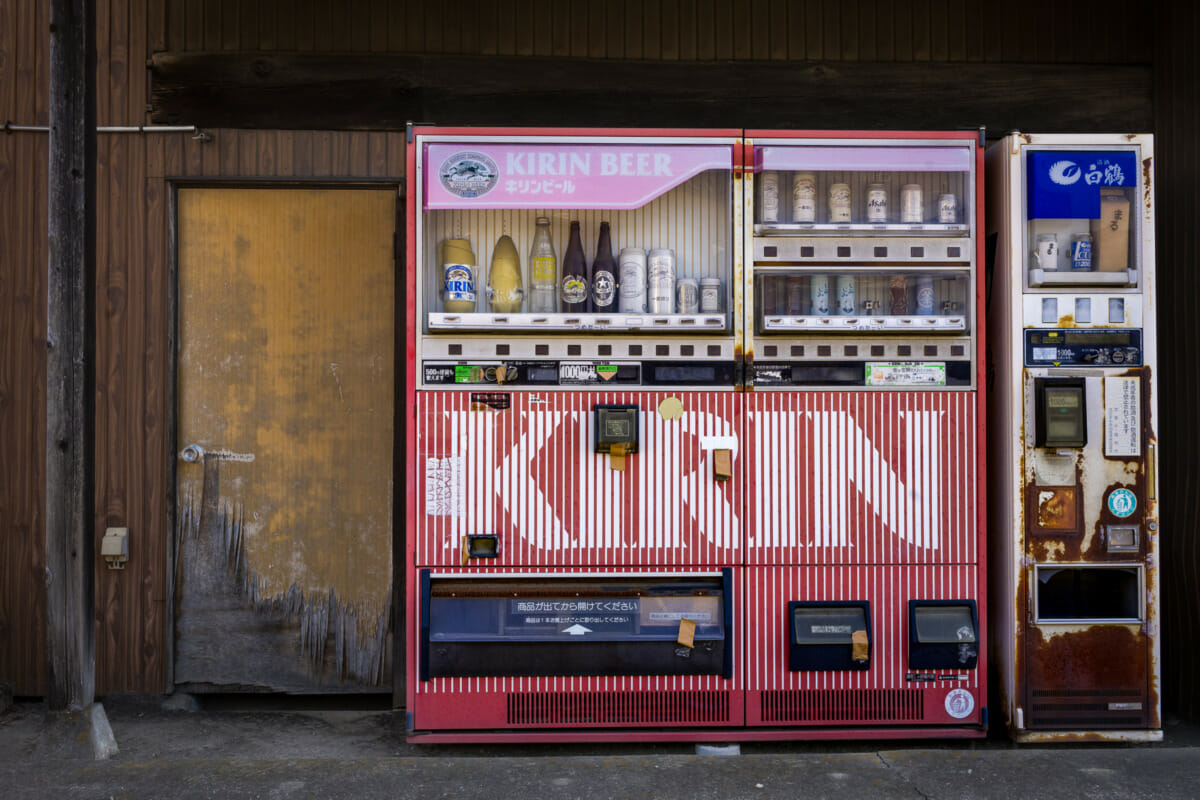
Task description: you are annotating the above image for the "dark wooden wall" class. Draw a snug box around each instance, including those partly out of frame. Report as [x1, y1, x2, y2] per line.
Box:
[4, 1, 1196, 720]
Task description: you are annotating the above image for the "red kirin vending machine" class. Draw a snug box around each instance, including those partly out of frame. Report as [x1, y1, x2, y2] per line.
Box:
[741, 131, 988, 737]
[405, 127, 745, 742]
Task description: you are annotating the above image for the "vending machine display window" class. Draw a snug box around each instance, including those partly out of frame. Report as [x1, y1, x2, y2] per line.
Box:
[787, 601, 872, 671]
[1023, 149, 1141, 288]
[754, 269, 971, 333]
[1034, 565, 1142, 623]
[908, 600, 979, 670]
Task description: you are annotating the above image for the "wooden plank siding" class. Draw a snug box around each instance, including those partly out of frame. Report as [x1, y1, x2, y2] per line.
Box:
[3, 0, 1198, 723]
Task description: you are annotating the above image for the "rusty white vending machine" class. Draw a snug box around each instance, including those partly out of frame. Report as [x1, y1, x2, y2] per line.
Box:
[986, 133, 1160, 742]
[405, 127, 745, 741]
[742, 131, 988, 737]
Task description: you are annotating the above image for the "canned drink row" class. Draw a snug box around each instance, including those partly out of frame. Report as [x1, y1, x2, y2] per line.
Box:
[623, 247, 724, 314]
[760, 274, 940, 316]
[759, 171, 960, 225]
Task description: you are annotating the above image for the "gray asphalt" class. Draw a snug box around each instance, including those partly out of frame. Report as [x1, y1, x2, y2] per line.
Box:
[4, 695, 1199, 799]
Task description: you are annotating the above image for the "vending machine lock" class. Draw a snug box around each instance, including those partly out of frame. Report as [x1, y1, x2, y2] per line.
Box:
[1034, 377, 1087, 449]
[594, 405, 639, 454]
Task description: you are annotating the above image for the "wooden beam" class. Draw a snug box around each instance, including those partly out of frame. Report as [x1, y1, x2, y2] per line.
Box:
[149, 52, 1152, 134]
[47, 0, 97, 710]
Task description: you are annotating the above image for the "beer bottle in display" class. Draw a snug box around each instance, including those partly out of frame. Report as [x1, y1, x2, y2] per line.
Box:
[590, 221, 617, 312]
[487, 234, 523, 312]
[528, 216, 558, 312]
[560, 220, 590, 313]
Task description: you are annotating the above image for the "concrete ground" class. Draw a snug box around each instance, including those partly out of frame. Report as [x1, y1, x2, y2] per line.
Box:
[3, 694, 1200, 799]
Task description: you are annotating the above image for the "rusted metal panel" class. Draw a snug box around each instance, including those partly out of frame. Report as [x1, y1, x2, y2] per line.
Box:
[174, 187, 395, 690]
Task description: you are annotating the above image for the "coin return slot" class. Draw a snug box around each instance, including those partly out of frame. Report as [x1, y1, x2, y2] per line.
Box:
[628, 344, 642, 356]
[837, 246, 852, 258]
[844, 345, 858, 356]
[708, 345, 722, 357]
[951, 345, 965, 357]
[924, 345, 938, 357]
[764, 246, 778, 257]
[535, 344, 549, 356]
[496, 344, 509, 355]
[656, 345, 670, 356]
[898, 345, 911, 356]
[1106, 525, 1140, 553]
[871, 346, 885, 357]
[818, 345, 831, 357]
[908, 601, 979, 670]
[598, 344, 612, 356]
[448, 344, 462, 356]
[764, 346, 778, 357]
[791, 345, 805, 357]
[910, 246, 925, 258]
[800, 246, 815, 258]
[680, 345, 694, 356]
[947, 246, 961, 258]
[873, 247, 888, 258]
[788, 602, 871, 672]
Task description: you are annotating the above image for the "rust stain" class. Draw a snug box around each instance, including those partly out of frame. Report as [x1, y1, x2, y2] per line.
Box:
[1142, 157, 1154, 213]
[1025, 625, 1151, 730]
[1056, 314, 1076, 328]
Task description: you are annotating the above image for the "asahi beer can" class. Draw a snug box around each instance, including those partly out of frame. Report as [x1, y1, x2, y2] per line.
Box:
[836, 275, 856, 315]
[901, 184, 924, 223]
[866, 183, 888, 223]
[916, 275, 935, 315]
[792, 172, 817, 223]
[888, 274, 909, 315]
[1070, 233, 1094, 271]
[810, 274, 830, 316]
[618, 247, 647, 312]
[647, 248, 676, 313]
[938, 193, 959, 224]
[699, 277, 723, 313]
[441, 262, 477, 312]
[759, 170, 780, 223]
[829, 183, 852, 223]
[676, 278, 700, 314]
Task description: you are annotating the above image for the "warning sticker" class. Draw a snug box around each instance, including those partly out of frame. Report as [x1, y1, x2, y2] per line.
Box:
[1104, 376, 1141, 457]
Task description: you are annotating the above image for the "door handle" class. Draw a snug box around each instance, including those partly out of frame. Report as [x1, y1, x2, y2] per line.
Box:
[180, 444, 205, 463]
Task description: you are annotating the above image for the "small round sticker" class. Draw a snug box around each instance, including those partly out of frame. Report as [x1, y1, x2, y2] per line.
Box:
[1108, 488, 1137, 519]
[945, 688, 975, 719]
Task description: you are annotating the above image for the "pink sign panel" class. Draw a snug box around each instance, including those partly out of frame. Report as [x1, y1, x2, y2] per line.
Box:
[423, 142, 733, 210]
[757, 145, 971, 172]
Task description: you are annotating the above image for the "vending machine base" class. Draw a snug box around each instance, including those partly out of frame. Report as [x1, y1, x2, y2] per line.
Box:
[406, 726, 985, 744]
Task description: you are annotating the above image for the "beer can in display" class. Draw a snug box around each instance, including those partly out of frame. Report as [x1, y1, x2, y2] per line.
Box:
[676, 278, 700, 314]
[938, 193, 959, 224]
[1070, 233, 1094, 271]
[901, 184, 924, 223]
[618, 247, 647, 312]
[829, 184, 852, 223]
[441, 262, 477, 312]
[786, 277, 805, 315]
[792, 172, 817, 223]
[888, 274, 909, 315]
[836, 275, 856, 315]
[699, 278, 723, 313]
[759, 170, 781, 223]
[866, 183, 888, 223]
[810, 274, 830, 316]
[916, 275, 935, 315]
[647, 248, 676, 314]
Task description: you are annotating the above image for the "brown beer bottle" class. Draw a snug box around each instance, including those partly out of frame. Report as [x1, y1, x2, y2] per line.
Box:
[590, 221, 617, 312]
[560, 220, 590, 313]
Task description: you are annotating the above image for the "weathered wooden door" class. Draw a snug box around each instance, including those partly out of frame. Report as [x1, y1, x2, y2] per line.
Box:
[174, 187, 396, 692]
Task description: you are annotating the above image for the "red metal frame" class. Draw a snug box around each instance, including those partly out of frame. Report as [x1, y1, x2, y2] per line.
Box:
[405, 127, 987, 739]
